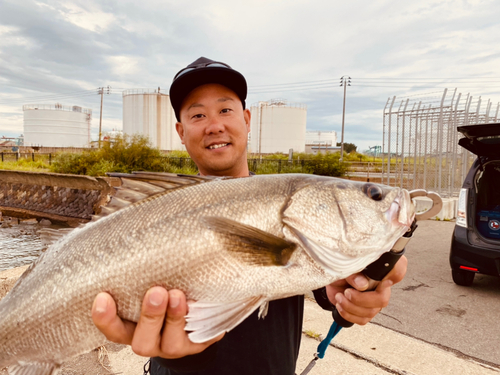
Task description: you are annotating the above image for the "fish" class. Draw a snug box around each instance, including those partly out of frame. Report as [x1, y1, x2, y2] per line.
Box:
[0, 173, 415, 374]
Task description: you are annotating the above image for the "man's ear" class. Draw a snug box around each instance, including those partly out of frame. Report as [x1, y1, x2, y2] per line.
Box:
[175, 122, 185, 144]
[243, 109, 251, 133]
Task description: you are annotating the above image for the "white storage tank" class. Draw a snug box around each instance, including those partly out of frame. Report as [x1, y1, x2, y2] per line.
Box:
[23, 104, 91, 147]
[249, 100, 307, 154]
[305, 131, 338, 154]
[122, 89, 184, 151]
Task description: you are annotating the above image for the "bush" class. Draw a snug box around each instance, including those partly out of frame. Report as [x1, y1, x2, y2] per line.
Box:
[50, 134, 198, 176]
[304, 152, 347, 177]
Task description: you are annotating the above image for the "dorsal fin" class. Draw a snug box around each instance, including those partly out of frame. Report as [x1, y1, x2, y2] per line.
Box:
[93, 172, 227, 221]
[38, 227, 75, 247]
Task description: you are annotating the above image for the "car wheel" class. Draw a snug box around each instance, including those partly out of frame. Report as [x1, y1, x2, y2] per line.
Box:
[452, 269, 475, 286]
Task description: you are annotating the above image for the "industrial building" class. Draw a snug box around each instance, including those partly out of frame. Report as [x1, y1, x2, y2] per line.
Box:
[249, 100, 307, 154]
[23, 104, 91, 147]
[305, 131, 338, 154]
[122, 89, 184, 151]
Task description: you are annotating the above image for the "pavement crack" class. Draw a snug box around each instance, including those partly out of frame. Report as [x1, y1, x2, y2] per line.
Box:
[402, 282, 430, 292]
[301, 330, 415, 375]
[379, 312, 403, 325]
[370, 322, 500, 371]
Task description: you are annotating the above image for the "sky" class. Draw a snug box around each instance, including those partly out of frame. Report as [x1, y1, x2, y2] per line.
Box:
[0, 0, 499, 152]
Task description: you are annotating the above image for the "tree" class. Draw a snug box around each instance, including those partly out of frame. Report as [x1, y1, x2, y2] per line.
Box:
[336, 142, 357, 153]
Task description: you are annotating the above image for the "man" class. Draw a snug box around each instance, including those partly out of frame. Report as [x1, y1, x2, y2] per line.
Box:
[92, 57, 407, 374]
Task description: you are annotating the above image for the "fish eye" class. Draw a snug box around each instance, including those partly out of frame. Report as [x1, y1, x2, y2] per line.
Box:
[362, 183, 383, 201]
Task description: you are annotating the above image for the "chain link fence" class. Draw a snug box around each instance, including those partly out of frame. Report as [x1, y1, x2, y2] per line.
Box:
[382, 88, 500, 197]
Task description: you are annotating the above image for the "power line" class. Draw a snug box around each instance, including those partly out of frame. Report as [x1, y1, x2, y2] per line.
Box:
[0, 89, 100, 105]
[1, 75, 499, 105]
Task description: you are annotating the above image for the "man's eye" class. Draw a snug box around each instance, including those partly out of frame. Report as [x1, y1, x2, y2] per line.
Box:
[192, 113, 205, 119]
[221, 108, 232, 114]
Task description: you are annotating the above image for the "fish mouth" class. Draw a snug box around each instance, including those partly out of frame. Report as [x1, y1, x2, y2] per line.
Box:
[386, 190, 415, 228]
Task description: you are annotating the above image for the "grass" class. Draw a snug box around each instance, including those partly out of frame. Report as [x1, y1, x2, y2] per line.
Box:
[0, 159, 51, 172]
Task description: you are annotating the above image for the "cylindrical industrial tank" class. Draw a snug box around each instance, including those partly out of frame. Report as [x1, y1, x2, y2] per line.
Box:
[249, 100, 307, 154]
[122, 89, 184, 151]
[23, 104, 92, 147]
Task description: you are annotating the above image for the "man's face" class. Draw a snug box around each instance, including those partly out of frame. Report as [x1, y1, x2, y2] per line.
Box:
[176, 84, 251, 177]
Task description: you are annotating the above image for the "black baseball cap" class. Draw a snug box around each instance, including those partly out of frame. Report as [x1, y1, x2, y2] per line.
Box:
[169, 57, 247, 122]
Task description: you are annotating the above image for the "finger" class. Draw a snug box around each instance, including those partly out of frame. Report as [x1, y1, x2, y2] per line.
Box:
[92, 292, 136, 345]
[334, 292, 383, 325]
[325, 280, 349, 302]
[159, 289, 190, 358]
[343, 279, 393, 309]
[344, 273, 370, 291]
[131, 287, 169, 357]
[160, 290, 224, 358]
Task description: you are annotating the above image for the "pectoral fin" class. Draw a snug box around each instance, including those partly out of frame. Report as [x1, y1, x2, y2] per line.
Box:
[8, 362, 58, 375]
[287, 226, 382, 277]
[186, 296, 266, 343]
[203, 217, 296, 266]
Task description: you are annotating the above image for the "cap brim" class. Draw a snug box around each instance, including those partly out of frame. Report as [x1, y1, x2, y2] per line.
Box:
[169, 66, 247, 121]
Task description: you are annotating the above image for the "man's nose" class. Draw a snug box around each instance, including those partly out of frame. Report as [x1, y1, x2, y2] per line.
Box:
[205, 116, 225, 134]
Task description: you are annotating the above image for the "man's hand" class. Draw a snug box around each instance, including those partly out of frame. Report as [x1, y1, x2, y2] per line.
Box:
[325, 255, 407, 325]
[91, 287, 224, 358]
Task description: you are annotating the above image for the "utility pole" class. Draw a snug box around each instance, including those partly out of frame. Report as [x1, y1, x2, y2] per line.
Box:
[97, 86, 111, 148]
[339, 76, 351, 162]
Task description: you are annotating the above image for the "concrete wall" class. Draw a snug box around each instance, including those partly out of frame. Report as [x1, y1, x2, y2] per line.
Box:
[413, 196, 458, 221]
[0, 170, 114, 225]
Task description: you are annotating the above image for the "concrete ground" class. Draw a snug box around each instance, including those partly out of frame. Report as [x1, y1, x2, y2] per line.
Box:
[1, 290, 498, 375]
[2, 218, 500, 374]
[97, 298, 498, 375]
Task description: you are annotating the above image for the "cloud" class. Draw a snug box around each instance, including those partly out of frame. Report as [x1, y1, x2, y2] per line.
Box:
[0, 0, 499, 152]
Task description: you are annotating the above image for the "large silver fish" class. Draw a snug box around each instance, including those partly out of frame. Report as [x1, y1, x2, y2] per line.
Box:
[0, 173, 415, 374]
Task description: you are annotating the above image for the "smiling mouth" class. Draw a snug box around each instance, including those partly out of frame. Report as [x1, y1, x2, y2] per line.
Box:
[207, 143, 229, 149]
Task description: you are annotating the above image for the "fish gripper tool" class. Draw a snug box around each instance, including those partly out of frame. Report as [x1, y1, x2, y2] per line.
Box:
[299, 190, 442, 374]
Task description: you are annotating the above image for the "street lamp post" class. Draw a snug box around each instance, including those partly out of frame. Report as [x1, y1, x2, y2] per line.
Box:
[339, 76, 351, 162]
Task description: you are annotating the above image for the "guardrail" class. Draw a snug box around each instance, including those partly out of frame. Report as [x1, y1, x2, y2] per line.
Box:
[0, 152, 53, 164]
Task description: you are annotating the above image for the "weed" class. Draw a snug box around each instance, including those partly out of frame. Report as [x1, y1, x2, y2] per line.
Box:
[303, 329, 321, 339]
[0, 159, 51, 172]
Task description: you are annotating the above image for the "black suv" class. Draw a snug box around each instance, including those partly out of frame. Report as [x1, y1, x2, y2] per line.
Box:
[450, 123, 500, 286]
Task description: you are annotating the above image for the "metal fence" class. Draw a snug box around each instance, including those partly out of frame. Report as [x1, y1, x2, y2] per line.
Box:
[382, 88, 500, 197]
[0, 152, 53, 164]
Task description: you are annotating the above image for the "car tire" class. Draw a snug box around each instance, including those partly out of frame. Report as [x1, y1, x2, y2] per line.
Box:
[452, 269, 475, 286]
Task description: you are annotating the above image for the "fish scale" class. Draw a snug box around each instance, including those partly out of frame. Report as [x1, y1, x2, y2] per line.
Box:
[0, 173, 414, 374]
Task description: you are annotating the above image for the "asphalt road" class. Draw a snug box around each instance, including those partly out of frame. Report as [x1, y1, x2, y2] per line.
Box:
[371, 219, 500, 367]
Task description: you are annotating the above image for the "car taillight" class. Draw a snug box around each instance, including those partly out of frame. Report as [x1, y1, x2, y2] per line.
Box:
[460, 265, 478, 272]
[456, 188, 468, 228]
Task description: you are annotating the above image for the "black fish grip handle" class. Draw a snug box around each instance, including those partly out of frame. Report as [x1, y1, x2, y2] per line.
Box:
[332, 248, 407, 327]
[332, 219, 417, 328]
